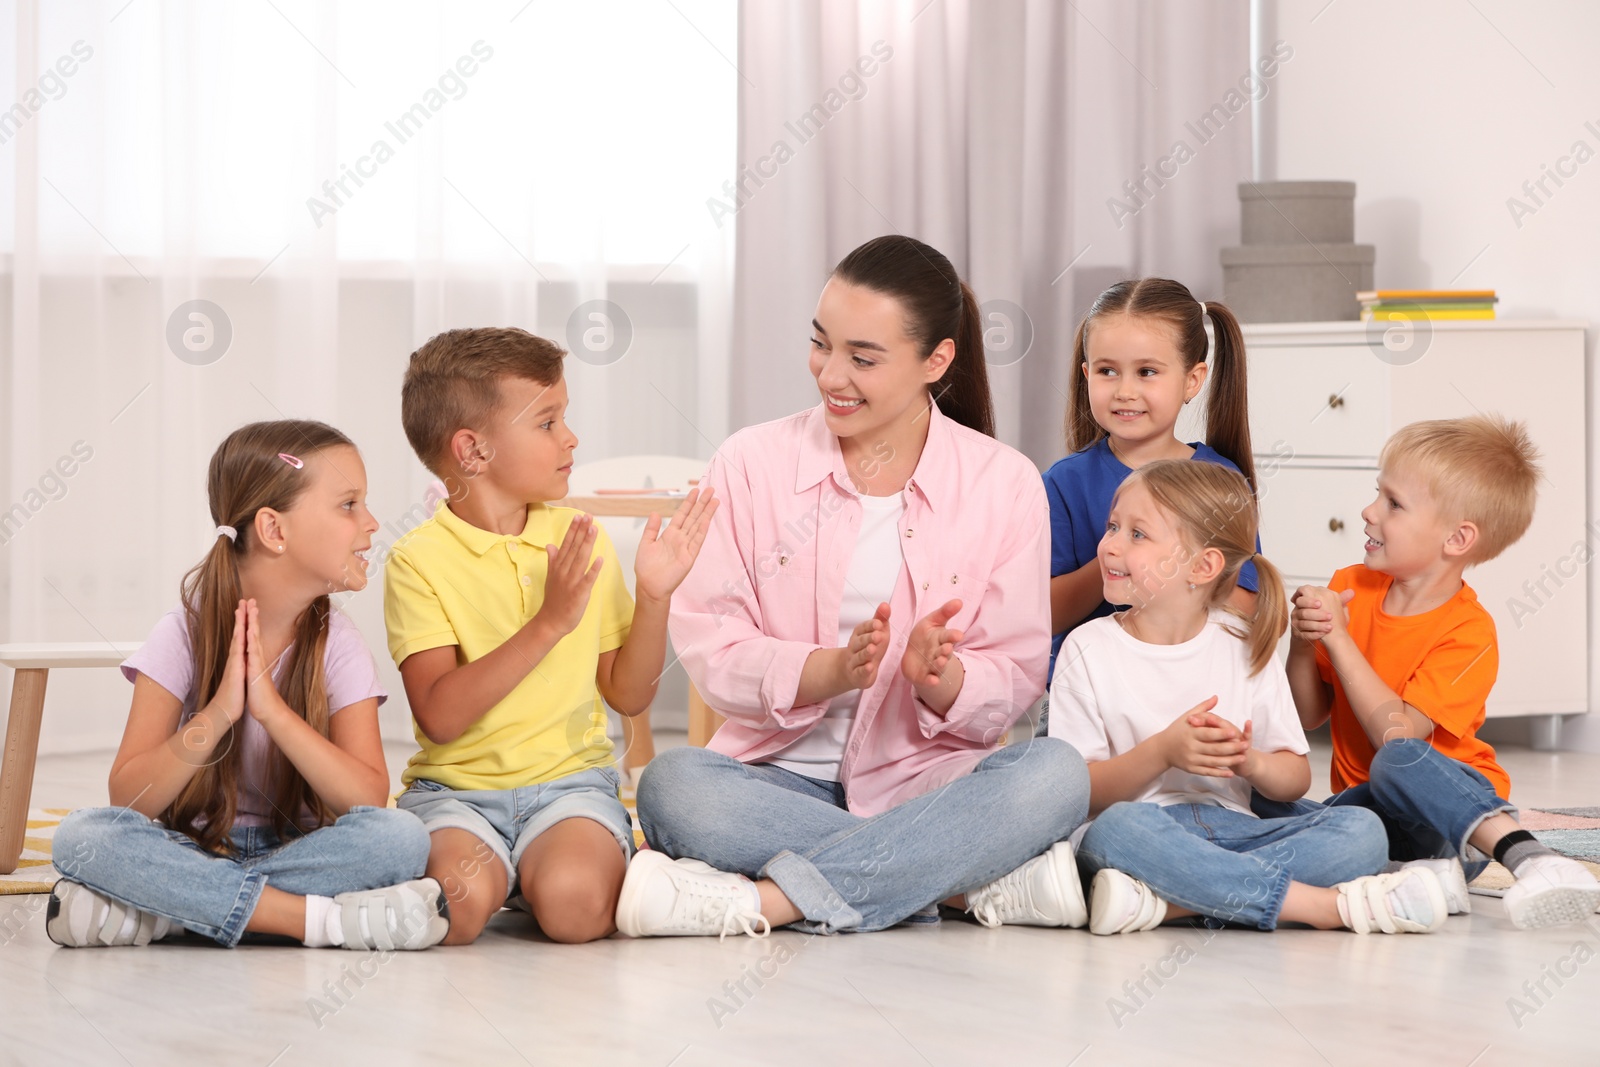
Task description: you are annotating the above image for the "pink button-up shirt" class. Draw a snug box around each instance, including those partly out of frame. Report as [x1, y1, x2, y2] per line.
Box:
[669, 401, 1051, 817]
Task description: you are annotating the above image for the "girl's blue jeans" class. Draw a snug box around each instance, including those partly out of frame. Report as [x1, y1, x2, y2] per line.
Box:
[52, 805, 430, 947]
[1077, 801, 1389, 930]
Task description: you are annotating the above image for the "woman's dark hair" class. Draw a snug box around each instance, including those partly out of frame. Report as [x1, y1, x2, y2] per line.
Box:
[1067, 278, 1255, 491]
[832, 235, 995, 437]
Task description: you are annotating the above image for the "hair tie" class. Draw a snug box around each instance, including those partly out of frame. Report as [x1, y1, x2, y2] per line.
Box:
[278, 452, 303, 469]
[215, 525, 238, 542]
[1198, 300, 1207, 317]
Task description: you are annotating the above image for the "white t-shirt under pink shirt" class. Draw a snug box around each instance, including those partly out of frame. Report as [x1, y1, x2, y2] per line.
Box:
[766, 491, 907, 781]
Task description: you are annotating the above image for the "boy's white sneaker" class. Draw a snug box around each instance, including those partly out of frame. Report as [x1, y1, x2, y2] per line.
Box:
[615, 850, 770, 939]
[1401, 858, 1471, 915]
[967, 842, 1087, 929]
[1502, 855, 1600, 930]
[1088, 868, 1168, 935]
[1336, 867, 1447, 934]
[46, 880, 174, 948]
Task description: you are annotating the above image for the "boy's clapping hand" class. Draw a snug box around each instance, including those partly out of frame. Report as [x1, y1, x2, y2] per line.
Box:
[1291, 585, 1356, 643]
[538, 514, 604, 637]
[634, 487, 718, 603]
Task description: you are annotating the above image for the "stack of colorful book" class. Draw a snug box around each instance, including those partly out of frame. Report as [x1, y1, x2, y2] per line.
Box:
[1358, 290, 1498, 321]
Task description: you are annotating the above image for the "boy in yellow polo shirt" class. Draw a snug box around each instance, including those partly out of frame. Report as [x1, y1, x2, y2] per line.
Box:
[386, 327, 717, 944]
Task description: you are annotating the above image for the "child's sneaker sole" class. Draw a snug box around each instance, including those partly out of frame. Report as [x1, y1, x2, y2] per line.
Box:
[1504, 884, 1600, 930]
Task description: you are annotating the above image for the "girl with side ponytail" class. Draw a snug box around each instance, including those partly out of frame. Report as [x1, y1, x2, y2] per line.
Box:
[49, 421, 449, 951]
[1044, 278, 1262, 695]
[1047, 460, 1440, 937]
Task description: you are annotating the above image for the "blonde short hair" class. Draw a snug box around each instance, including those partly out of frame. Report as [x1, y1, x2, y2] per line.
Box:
[401, 327, 566, 476]
[1379, 414, 1540, 563]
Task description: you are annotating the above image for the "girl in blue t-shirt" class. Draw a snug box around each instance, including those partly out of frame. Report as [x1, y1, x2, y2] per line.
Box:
[1044, 279, 1263, 695]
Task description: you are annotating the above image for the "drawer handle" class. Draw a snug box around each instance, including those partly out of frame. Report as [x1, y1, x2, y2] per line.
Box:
[1327, 393, 1345, 409]
[1328, 518, 1345, 532]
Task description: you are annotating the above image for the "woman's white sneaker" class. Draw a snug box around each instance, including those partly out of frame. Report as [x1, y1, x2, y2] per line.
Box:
[1335, 867, 1447, 934]
[616, 850, 771, 939]
[46, 880, 174, 948]
[967, 842, 1087, 929]
[1088, 869, 1167, 935]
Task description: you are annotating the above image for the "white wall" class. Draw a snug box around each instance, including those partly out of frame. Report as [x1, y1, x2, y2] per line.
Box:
[1272, 0, 1600, 749]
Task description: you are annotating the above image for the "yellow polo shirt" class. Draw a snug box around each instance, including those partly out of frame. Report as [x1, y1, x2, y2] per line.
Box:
[384, 501, 633, 790]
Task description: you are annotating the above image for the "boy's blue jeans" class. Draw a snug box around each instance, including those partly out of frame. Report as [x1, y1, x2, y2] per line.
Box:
[1077, 802, 1388, 930]
[1251, 737, 1515, 880]
[52, 806, 431, 947]
[637, 738, 1091, 934]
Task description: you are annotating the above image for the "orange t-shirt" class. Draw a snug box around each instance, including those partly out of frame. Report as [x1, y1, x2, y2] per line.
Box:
[1315, 565, 1509, 800]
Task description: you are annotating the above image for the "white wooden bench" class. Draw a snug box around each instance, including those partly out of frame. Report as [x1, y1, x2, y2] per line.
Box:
[0, 643, 139, 874]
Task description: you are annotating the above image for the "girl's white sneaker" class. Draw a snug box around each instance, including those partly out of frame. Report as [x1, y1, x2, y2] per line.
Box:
[1087, 868, 1167, 935]
[46, 880, 174, 948]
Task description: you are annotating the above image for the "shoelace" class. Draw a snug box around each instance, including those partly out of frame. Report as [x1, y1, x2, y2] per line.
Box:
[969, 873, 1026, 928]
[684, 886, 771, 940]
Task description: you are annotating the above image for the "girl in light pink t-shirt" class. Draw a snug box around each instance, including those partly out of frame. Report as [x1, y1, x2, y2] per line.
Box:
[49, 420, 447, 951]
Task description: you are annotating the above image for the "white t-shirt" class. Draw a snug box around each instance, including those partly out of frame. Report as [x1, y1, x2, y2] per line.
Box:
[767, 491, 907, 781]
[1048, 610, 1308, 826]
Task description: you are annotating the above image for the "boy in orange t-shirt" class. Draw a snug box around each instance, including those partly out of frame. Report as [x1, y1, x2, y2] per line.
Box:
[1263, 415, 1600, 930]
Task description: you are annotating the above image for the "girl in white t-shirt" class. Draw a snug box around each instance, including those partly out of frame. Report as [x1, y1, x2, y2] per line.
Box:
[1049, 459, 1450, 934]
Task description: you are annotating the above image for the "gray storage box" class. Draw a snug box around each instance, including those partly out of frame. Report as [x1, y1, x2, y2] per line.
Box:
[1221, 243, 1374, 322]
[1239, 181, 1355, 246]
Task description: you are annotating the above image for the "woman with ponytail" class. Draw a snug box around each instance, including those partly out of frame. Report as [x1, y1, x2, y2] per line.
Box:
[1048, 460, 1446, 935]
[618, 235, 1091, 940]
[1044, 280, 1262, 697]
[49, 421, 448, 950]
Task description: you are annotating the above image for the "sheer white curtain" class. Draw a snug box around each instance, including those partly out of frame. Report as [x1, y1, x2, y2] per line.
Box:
[0, 0, 736, 749]
[731, 0, 1253, 465]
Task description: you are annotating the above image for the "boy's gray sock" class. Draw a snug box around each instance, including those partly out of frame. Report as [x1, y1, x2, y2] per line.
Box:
[1494, 829, 1555, 874]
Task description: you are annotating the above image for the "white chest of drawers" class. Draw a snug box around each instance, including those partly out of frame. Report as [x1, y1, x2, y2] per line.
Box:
[1179, 320, 1590, 744]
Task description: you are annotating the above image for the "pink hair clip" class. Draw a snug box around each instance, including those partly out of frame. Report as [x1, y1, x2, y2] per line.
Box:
[278, 452, 304, 469]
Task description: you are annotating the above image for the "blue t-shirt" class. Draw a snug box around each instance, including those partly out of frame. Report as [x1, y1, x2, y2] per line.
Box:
[1043, 437, 1261, 679]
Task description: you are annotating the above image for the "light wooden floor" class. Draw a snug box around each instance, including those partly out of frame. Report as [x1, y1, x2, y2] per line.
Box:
[5, 735, 1599, 1066]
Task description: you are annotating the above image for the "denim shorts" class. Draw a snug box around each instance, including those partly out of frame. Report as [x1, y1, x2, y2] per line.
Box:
[397, 764, 634, 898]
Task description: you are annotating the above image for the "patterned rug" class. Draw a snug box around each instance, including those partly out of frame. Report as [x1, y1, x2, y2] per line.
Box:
[1467, 807, 1600, 895]
[0, 809, 70, 896]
